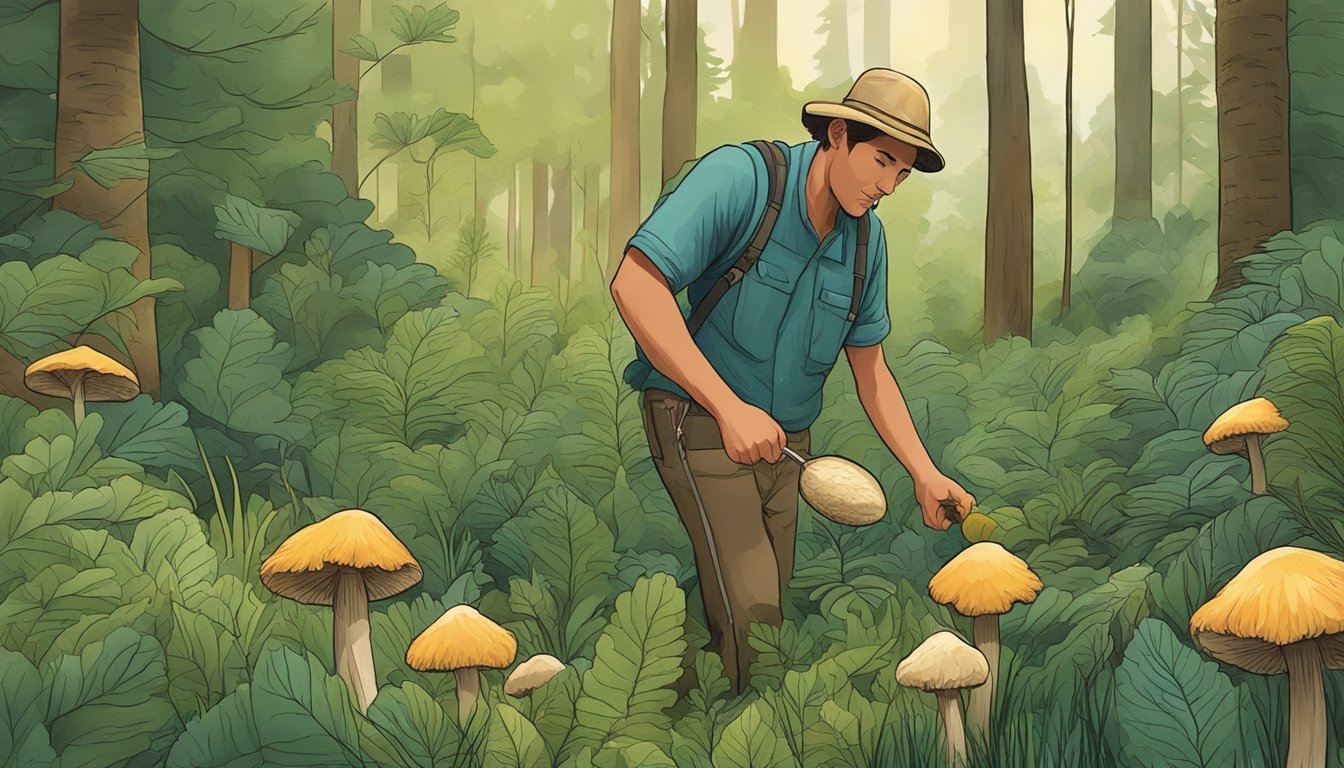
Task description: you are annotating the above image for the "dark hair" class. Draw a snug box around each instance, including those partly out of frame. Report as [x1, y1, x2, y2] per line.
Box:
[801, 113, 885, 151]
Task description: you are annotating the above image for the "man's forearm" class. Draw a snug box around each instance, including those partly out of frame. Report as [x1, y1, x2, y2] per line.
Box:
[855, 361, 938, 482]
[610, 248, 740, 417]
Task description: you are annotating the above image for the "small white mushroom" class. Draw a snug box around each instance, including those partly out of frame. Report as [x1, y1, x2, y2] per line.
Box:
[896, 631, 990, 768]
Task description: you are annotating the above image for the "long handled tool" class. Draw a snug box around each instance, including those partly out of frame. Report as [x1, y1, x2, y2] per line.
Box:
[781, 447, 967, 527]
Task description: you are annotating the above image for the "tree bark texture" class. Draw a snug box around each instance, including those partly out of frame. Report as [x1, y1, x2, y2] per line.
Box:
[52, 0, 160, 396]
[531, 160, 553, 288]
[983, 0, 1034, 343]
[662, 0, 698, 184]
[1214, 0, 1291, 295]
[332, 0, 361, 197]
[609, 0, 641, 278]
[865, 0, 891, 69]
[551, 155, 572, 281]
[1114, 0, 1153, 221]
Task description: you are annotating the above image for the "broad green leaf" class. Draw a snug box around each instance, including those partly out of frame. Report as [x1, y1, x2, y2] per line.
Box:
[0, 648, 55, 768]
[1114, 618, 1240, 768]
[89, 394, 197, 472]
[2, 412, 143, 495]
[485, 702, 549, 768]
[712, 704, 796, 768]
[43, 627, 178, 768]
[389, 4, 459, 45]
[166, 600, 249, 720]
[163, 687, 262, 768]
[341, 33, 380, 61]
[427, 111, 495, 159]
[72, 141, 178, 187]
[364, 682, 462, 768]
[572, 573, 686, 752]
[0, 566, 130, 664]
[494, 486, 617, 615]
[250, 645, 367, 766]
[130, 508, 218, 601]
[212, 195, 300, 257]
[1260, 316, 1344, 507]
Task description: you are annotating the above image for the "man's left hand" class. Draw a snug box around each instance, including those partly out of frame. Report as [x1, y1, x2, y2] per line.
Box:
[914, 472, 976, 531]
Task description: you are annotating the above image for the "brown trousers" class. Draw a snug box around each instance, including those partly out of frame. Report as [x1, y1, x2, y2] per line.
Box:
[640, 388, 809, 692]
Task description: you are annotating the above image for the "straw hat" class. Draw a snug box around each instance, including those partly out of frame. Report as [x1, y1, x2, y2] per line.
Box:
[803, 67, 945, 173]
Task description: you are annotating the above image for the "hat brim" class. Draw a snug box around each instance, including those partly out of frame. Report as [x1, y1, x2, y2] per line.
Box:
[803, 101, 945, 173]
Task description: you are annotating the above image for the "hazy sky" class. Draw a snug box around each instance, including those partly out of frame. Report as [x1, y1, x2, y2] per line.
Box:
[699, 0, 1200, 140]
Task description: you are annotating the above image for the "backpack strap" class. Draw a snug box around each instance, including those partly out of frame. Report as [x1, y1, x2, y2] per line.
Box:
[849, 213, 869, 322]
[685, 140, 787, 337]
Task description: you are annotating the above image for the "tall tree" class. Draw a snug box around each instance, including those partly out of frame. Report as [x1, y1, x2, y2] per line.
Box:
[609, 0, 641, 277]
[735, 0, 778, 92]
[663, 0, 698, 183]
[1114, 0, 1153, 221]
[508, 162, 519, 274]
[551, 152, 573, 281]
[1176, 0, 1186, 207]
[815, 1, 851, 89]
[1213, 0, 1291, 295]
[984, 0, 1034, 342]
[53, 0, 160, 396]
[332, 0, 361, 197]
[1061, 0, 1077, 317]
[531, 160, 553, 287]
[864, 0, 891, 68]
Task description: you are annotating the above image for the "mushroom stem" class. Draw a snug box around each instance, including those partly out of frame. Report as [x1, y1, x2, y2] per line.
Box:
[1246, 434, 1268, 495]
[70, 373, 86, 429]
[935, 690, 969, 768]
[333, 568, 377, 713]
[1284, 641, 1326, 768]
[454, 666, 480, 725]
[968, 615, 1000, 743]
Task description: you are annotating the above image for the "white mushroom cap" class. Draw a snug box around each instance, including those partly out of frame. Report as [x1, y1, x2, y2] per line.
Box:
[895, 631, 990, 692]
[504, 654, 566, 697]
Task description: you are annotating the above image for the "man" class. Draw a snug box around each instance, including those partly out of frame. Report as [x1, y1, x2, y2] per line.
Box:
[608, 68, 975, 692]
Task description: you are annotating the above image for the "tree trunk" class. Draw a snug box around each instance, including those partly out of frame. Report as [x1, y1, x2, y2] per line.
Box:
[1114, 0, 1153, 221]
[663, 0, 698, 184]
[735, 0, 778, 93]
[584, 163, 600, 278]
[816, 1, 850, 89]
[551, 154, 573, 282]
[531, 160, 552, 288]
[609, 0, 641, 278]
[228, 242, 251, 309]
[983, 0, 1033, 343]
[864, 0, 891, 69]
[1062, 0, 1076, 317]
[1176, 0, 1185, 208]
[1213, 0, 1291, 295]
[332, 0, 360, 197]
[729, 0, 742, 65]
[52, 0, 159, 397]
[507, 162, 518, 276]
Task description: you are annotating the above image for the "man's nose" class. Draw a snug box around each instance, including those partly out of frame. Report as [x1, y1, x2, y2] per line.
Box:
[876, 173, 898, 195]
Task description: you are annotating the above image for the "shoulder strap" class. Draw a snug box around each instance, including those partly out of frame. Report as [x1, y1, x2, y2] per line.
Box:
[849, 214, 869, 322]
[685, 140, 787, 337]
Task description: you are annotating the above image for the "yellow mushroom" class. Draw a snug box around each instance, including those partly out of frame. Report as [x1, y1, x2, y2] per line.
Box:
[1191, 547, 1344, 768]
[928, 542, 1042, 745]
[260, 509, 422, 713]
[896, 631, 989, 768]
[24, 346, 139, 428]
[406, 604, 516, 725]
[1203, 397, 1289, 495]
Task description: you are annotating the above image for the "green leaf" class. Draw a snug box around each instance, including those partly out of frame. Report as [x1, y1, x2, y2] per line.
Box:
[494, 486, 617, 617]
[485, 702, 549, 768]
[427, 111, 495, 159]
[364, 682, 461, 768]
[43, 627, 178, 768]
[0, 648, 55, 768]
[713, 704, 796, 768]
[0, 565, 132, 665]
[1, 412, 142, 497]
[212, 195, 300, 257]
[72, 141, 178, 188]
[130, 508, 219, 601]
[389, 4, 460, 45]
[1260, 315, 1344, 506]
[371, 110, 454, 151]
[250, 645, 367, 766]
[341, 33, 380, 61]
[90, 395, 198, 473]
[165, 600, 249, 721]
[178, 309, 308, 443]
[1114, 618, 1240, 768]
[572, 573, 687, 752]
[163, 686, 262, 768]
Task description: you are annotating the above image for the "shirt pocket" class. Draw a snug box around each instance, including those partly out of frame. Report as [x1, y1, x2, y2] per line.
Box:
[804, 286, 854, 373]
[731, 252, 805, 361]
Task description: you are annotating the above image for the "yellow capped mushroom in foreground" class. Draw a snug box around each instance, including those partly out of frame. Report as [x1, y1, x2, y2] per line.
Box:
[929, 542, 1042, 747]
[1203, 397, 1288, 495]
[24, 346, 139, 428]
[260, 509, 422, 713]
[407, 604, 517, 725]
[1191, 547, 1344, 768]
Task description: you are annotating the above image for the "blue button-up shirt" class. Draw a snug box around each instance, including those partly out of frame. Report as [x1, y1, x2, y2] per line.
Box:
[621, 139, 891, 432]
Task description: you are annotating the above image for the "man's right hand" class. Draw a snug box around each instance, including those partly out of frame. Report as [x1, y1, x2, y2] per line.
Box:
[713, 398, 788, 465]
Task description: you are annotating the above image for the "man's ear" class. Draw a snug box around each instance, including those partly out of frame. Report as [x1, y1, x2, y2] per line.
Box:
[829, 118, 846, 151]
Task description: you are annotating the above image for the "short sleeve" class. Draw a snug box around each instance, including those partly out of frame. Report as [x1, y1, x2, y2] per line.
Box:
[626, 144, 762, 294]
[844, 218, 891, 347]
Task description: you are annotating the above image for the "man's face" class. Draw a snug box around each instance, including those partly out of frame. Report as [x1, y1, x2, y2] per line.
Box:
[827, 120, 919, 217]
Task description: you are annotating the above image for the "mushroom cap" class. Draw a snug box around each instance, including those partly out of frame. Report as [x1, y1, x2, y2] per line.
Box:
[929, 542, 1043, 617]
[504, 653, 566, 696]
[1190, 547, 1344, 674]
[259, 509, 421, 605]
[799, 455, 886, 525]
[895, 631, 989, 691]
[1203, 397, 1288, 456]
[406, 604, 517, 672]
[24, 346, 140, 402]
